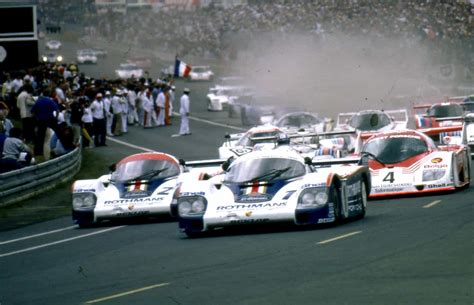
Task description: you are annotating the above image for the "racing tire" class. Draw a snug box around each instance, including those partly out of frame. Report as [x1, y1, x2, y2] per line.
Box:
[355, 181, 367, 219]
[183, 230, 202, 238]
[332, 187, 341, 224]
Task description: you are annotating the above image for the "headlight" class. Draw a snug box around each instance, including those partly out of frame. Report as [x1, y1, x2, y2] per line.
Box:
[297, 187, 328, 208]
[178, 196, 207, 216]
[72, 193, 97, 209]
[42, 56, 48, 62]
[422, 169, 446, 181]
[57, 55, 63, 62]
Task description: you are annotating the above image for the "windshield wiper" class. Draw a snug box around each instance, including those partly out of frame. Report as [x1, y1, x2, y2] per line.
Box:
[241, 167, 291, 183]
[129, 168, 168, 181]
[360, 151, 385, 166]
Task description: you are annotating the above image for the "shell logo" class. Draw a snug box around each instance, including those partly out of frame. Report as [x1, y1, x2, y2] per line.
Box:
[245, 211, 252, 217]
[431, 157, 443, 164]
[128, 204, 135, 210]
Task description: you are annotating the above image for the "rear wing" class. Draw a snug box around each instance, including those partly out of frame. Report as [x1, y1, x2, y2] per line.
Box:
[249, 130, 356, 143]
[336, 112, 356, 128]
[385, 109, 408, 124]
[305, 156, 361, 167]
[418, 125, 463, 145]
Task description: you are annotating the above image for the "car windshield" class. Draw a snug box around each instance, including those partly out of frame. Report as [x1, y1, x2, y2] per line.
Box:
[111, 159, 180, 182]
[348, 112, 391, 131]
[463, 103, 474, 112]
[193, 67, 208, 73]
[427, 104, 464, 117]
[362, 136, 428, 164]
[119, 64, 140, 70]
[237, 131, 281, 146]
[225, 157, 305, 183]
[276, 114, 322, 127]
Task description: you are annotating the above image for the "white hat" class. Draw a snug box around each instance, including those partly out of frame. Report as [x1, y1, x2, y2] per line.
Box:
[116, 89, 123, 95]
[105, 91, 111, 95]
[184, 88, 190, 93]
[96, 93, 103, 98]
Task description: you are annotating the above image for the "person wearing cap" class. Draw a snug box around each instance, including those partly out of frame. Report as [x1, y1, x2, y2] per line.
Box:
[120, 89, 129, 133]
[91, 92, 107, 146]
[104, 91, 114, 137]
[111, 90, 123, 136]
[169, 86, 175, 118]
[155, 85, 166, 127]
[179, 88, 191, 135]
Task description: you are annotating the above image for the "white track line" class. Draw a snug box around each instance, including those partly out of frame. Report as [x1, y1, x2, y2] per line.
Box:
[423, 200, 442, 209]
[85, 282, 170, 304]
[106, 137, 155, 151]
[0, 225, 76, 245]
[173, 112, 245, 131]
[0, 226, 125, 258]
[317, 231, 362, 245]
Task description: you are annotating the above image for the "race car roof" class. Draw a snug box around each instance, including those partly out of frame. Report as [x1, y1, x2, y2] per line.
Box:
[117, 152, 179, 165]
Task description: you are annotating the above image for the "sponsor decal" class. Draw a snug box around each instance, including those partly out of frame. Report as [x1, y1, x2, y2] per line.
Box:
[115, 211, 150, 217]
[180, 191, 205, 196]
[244, 182, 268, 195]
[75, 189, 95, 193]
[127, 180, 149, 192]
[348, 204, 363, 212]
[245, 211, 252, 217]
[128, 204, 134, 210]
[431, 157, 443, 164]
[427, 183, 447, 189]
[104, 197, 164, 205]
[302, 183, 325, 189]
[318, 217, 335, 224]
[424, 164, 448, 169]
[217, 202, 287, 211]
[230, 218, 270, 224]
[346, 182, 361, 197]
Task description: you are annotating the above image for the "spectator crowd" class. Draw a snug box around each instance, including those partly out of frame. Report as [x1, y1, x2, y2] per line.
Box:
[78, 0, 473, 62]
[0, 62, 177, 174]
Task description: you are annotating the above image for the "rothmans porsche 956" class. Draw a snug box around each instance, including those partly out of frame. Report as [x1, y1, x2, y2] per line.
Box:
[176, 148, 370, 237]
[72, 152, 221, 227]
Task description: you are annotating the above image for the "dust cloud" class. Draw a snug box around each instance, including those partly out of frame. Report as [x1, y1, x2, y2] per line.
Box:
[228, 32, 439, 118]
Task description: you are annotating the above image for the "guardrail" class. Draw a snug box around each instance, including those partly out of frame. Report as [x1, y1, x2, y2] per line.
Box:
[0, 147, 82, 207]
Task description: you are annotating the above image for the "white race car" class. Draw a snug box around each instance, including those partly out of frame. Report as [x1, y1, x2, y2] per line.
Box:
[76, 49, 98, 64]
[188, 65, 214, 81]
[206, 85, 250, 111]
[45, 39, 61, 50]
[218, 125, 285, 159]
[462, 113, 474, 157]
[115, 63, 144, 79]
[72, 152, 221, 227]
[176, 149, 369, 237]
[41, 53, 63, 64]
[357, 129, 470, 198]
[336, 109, 408, 132]
[273, 111, 334, 134]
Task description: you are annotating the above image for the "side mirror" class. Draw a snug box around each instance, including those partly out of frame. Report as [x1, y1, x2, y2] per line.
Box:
[224, 134, 231, 139]
[109, 163, 116, 172]
[304, 157, 313, 165]
[179, 159, 186, 166]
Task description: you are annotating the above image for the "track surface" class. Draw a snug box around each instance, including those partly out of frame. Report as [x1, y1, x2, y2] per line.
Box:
[0, 38, 472, 305]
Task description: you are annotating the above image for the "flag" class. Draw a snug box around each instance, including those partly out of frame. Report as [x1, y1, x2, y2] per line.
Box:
[174, 58, 192, 78]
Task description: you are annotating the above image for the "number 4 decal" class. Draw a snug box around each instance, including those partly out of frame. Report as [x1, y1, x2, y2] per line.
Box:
[383, 172, 395, 183]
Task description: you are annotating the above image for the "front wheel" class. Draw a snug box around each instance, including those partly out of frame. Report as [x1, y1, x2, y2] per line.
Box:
[332, 187, 341, 224]
[356, 181, 367, 219]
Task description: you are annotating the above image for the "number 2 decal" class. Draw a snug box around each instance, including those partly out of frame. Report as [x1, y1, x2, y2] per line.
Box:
[383, 172, 395, 183]
[157, 186, 174, 195]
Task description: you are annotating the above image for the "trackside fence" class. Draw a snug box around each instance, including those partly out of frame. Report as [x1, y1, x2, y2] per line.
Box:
[0, 147, 81, 207]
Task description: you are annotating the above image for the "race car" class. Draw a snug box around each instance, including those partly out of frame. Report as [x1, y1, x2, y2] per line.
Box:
[41, 53, 63, 64]
[126, 56, 152, 69]
[413, 102, 465, 129]
[45, 39, 61, 50]
[187, 65, 214, 81]
[462, 113, 474, 157]
[206, 85, 250, 111]
[336, 109, 408, 132]
[72, 152, 184, 227]
[357, 129, 470, 198]
[218, 125, 285, 159]
[176, 149, 369, 237]
[273, 111, 334, 134]
[115, 63, 144, 79]
[76, 49, 98, 64]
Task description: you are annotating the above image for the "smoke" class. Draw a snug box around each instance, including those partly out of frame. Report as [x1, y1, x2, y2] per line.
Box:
[228, 32, 439, 118]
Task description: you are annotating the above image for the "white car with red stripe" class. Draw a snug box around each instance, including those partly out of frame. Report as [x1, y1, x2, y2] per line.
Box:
[176, 149, 370, 237]
[358, 129, 470, 198]
[72, 152, 207, 228]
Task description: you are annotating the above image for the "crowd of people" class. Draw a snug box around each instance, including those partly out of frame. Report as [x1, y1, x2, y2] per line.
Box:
[0, 63, 190, 174]
[79, 0, 473, 62]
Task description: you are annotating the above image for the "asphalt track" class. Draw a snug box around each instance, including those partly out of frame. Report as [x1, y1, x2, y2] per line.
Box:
[0, 37, 472, 305]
